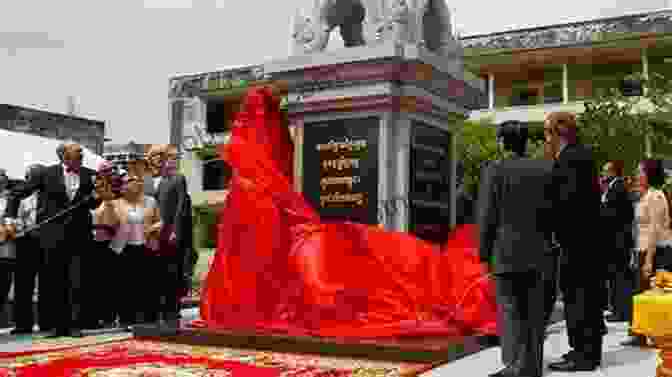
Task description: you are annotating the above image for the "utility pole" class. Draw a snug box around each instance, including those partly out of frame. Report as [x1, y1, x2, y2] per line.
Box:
[67, 96, 78, 116]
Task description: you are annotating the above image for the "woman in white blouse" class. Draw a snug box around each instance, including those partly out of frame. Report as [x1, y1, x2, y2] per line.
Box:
[622, 159, 672, 346]
[94, 168, 162, 329]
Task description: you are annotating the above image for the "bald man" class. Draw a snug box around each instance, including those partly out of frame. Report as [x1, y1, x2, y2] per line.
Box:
[4, 141, 99, 338]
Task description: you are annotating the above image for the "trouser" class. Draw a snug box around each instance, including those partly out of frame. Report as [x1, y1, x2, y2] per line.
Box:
[495, 270, 545, 377]
[607, 250, 632, 320]
[13, 235, 51, 331]
[0, 261, 12, 326]
[119, 244, 154, 325]
[79, 240, 120, 326]
[560, 258, 604, 362]
[45, 244, 82, 333]
[148, 251, 182, 322]
[543, 251, 559, 326]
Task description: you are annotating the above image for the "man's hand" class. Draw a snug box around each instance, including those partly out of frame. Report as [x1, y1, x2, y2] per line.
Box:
[642, 260, 654, 279]
[94, 177, 115, 201]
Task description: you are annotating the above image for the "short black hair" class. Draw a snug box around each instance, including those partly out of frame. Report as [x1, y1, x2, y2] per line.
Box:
[497, 121, 528, 156]
[641, 159, 666, 188]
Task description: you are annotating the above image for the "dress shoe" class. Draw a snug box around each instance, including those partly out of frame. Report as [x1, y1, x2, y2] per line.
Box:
[561, 350, 579, 361]
[548, 359, 599, 372]
[605, 314, 626, 322]
[489, 366, 517, 377]
[45, 330, 69, 339]
[10, 328, 33, 335]
[621, 336, 647, 347]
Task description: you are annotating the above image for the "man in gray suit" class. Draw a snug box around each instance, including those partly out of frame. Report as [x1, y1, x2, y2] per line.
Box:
[478, 121, 553, 377]
[145, 144, 190, 325]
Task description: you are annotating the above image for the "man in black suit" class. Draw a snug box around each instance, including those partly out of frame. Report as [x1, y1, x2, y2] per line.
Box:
[545, 112, 604, 372]
[10, 163, 53, 334]
[600, 161, 635, 323]
[3, 141, 99, 338]
[144, 144, 190, 325]
[478, 121, 553, 377]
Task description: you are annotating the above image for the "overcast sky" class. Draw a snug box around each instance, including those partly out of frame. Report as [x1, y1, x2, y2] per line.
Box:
[0, 0, 667, 144]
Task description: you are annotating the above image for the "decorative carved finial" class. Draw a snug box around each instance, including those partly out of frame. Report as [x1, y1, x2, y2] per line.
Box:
[290, 0, 457, 56]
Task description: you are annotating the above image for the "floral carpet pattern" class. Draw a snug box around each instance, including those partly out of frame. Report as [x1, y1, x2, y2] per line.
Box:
[0, 340, 432, 377]
[0, 333, 133, 357]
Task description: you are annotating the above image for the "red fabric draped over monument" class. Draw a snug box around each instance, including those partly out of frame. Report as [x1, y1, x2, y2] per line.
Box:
[195, 87, 498, 338]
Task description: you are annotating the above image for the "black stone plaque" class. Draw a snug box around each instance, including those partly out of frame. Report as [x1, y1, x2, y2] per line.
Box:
[409, 122, 452, 243]
[302, 117, 379, 224]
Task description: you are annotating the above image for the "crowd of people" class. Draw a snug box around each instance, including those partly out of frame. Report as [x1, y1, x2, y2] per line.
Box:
[479, 111, 672, 377]
[0, 142, 193, 338]
[0, 103, 669, 377]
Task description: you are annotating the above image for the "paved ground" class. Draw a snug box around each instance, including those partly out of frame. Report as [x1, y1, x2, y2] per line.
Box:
[425, 320, 657, 377]
[0, 308, 658, 376]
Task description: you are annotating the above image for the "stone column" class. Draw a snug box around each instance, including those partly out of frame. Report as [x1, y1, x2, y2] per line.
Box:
[488, 73, 495, 110]
[392, 116, 411, 232]
[562, 63, 569, 104]
[378, 113, 390, 228]
[292, 119, 305, 193]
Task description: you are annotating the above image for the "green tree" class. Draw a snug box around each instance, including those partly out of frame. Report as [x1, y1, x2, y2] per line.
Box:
[577, 72, 672, 176]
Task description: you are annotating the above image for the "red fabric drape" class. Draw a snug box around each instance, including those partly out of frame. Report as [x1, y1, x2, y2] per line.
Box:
[197, 87, 498, 338]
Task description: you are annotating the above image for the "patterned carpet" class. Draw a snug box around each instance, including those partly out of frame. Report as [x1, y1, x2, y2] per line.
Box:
[0, 332, 132, 357]
[0, 339, 433, 377]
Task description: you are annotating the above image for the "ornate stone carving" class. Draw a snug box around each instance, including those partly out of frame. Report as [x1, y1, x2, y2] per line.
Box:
[290, 0, 457, 56]
[461, 9, 672, 51]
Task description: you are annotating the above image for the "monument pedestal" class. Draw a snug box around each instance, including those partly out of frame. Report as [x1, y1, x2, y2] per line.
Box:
[265, 41, 484, 241]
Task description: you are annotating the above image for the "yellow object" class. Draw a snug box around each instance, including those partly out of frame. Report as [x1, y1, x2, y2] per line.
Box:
[633, 290, 672, 337]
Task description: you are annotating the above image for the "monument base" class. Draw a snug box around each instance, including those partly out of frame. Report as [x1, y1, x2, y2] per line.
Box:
[133, 322, 489, 364]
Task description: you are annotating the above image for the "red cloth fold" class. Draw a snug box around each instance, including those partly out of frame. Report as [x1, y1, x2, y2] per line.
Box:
[198, 87, 498, 338]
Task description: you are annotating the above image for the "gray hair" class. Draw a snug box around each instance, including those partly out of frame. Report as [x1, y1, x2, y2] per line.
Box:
[25, 164, 45, 179]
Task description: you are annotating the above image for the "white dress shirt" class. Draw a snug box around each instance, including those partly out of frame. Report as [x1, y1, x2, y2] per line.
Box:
[62, 164, 80, 201]
[153, 176, 162, 193]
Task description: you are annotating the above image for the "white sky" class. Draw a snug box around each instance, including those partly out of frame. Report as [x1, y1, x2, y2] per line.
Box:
[0, 0, 667, 144]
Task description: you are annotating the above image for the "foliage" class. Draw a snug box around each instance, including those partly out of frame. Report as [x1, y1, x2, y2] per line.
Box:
[577, 72, 672, 176]
[192, 203, 218, 249]
[455, 119, 500, 196]
[194, 144, 219, 161]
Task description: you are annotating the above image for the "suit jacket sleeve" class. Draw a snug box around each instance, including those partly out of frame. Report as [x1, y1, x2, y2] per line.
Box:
[477, 163, 499, 264]
[172, 175, 188, 241]
[5, 168, 44, 218]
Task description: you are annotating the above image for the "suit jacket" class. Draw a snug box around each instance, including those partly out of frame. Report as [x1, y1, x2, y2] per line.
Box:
[600, 177, 634, 253]
[6, 164, 97, 252]
[551, 143, 601, 265]
[477, 157, 554, 274]
[144, 174, 190, 251]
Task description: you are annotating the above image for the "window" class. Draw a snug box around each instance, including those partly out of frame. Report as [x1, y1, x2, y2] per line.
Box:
[569, 62, 639, 101]
[202, 159, 232, 191]
[206, 101, 228, 134]
[510, 88, 539, 106]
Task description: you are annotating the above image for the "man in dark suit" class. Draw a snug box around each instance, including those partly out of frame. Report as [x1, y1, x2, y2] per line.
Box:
[545, 112, 604, 372]
[478, 121, 553, 377]
[600, 160, 635, 323]
[10, 163, 53, 334]
[3, 141, 99, 338]
[145, 144, 190, 325]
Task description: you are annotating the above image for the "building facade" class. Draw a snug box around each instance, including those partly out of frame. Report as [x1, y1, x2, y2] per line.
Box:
[461, 8, 672, 133]
[0, 104, 106, 154]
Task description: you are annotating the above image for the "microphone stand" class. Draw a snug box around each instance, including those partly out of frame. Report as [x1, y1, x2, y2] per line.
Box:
[0, 193, 96, 245]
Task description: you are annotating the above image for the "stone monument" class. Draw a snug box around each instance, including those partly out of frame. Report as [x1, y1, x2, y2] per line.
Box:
[271, 0, 484, 241]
